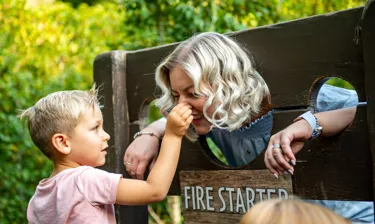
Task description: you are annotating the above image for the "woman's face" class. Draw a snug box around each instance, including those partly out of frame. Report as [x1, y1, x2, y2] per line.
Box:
[169, 66, 214, 135]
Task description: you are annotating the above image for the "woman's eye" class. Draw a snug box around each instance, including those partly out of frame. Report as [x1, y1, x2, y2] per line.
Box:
[189, 92, 199, 98]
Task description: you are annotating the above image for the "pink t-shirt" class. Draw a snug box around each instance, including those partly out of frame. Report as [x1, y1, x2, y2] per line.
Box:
[27, 166, 122, 224]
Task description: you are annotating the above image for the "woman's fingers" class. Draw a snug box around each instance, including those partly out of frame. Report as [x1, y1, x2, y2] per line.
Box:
[264, 152, 280, 178]
[272, 147, 294, 175]
[266, 143, 285, 172]
[130, 159, 139, 179]
[124, 155, 133, 175]
[135, 161, 148, 180]
[279, 132, 297, 166]
[265, 132, 297, 177]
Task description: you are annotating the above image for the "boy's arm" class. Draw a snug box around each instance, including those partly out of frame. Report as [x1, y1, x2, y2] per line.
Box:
[116, 103, 193, 205]
[116, 134, 182, 204]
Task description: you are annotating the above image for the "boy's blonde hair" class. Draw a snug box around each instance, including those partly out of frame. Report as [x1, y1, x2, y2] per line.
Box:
[18, 86, 100, 159]
[240, 199, 350, 224]
[155, 32, 269, 141]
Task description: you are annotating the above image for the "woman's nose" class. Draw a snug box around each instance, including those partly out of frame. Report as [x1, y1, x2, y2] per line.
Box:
[178, 95, 187, 104]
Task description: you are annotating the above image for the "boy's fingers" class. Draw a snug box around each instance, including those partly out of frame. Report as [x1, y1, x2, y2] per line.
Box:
[169, 104, 184, 115]
[181, 109, 192, 120]
[170, 103, 190, 116]
[186, 115, 194, 124]
[178, 104, 192, 114]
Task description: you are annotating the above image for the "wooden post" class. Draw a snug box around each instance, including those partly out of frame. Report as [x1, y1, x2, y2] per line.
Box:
[94, 51, 148, 224]
[361, 0, 375, 202]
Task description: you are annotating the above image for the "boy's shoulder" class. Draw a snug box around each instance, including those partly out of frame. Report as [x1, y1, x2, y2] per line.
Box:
[33, 166, 121, 199]
[38, 166, 111, 186]
[59, 166, 115, 181]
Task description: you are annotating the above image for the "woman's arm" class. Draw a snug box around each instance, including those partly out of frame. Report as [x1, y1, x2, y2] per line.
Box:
[264, 107, 356, 177]
[123, 117, 167, 180]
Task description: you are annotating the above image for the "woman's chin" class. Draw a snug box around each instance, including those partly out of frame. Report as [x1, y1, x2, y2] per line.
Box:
[192, 124, 211, 135]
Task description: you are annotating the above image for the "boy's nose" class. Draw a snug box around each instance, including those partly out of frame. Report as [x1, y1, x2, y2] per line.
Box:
[103, 131, 110, 141]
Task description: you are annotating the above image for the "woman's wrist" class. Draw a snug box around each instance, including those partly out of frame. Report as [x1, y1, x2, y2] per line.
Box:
[292, 119, 313, 140]
[133, 131, 162, 140]
[294, 111, 323, 140]
[146, 118, 166, 138]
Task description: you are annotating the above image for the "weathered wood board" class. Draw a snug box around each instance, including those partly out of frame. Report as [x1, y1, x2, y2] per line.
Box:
[180, 170, 292, 223]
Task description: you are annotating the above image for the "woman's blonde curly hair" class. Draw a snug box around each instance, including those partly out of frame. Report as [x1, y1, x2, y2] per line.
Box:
[155, 32, 269, 141]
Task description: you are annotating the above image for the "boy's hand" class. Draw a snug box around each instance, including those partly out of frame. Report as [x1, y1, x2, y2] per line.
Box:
[165, 103, 193, 137]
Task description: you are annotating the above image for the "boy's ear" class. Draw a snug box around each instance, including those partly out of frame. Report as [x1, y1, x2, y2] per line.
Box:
[52, 133, 71, 155]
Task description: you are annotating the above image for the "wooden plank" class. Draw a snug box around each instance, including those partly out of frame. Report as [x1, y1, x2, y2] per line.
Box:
[294, 106, 372, 200]
[254, 106, 371, 201]
[94, 51, 131, 178]
[361, 0, 375, 201]
[180, 170, 292, 214]
[94, 51, 148, 224]
[183, 211, 242, 224]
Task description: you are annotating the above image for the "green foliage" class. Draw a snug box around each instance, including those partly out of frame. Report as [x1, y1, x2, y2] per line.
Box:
[206, 137, 228, 165]
[120, 0, 365, 49]
[149, 198, 172, 223]
[59, 0, 111, 8]
[147, 100, 163, 125]
[0, 1, 126, 223]
[120, 0, 281, 47]
[326, 77, 355, 90]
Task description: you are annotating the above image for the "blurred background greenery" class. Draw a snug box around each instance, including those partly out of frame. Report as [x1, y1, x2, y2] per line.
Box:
[0, 0, 364, 223]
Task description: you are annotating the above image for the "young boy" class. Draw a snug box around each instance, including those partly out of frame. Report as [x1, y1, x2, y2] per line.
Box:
[19, 86, 193, 224]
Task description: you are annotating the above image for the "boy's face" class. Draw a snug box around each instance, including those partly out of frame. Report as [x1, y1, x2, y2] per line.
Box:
[68, 106, 110, 167]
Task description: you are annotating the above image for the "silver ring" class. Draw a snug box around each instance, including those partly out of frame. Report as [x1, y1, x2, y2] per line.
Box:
[272, 143, 281, 149]
[124, 161, 132, 166]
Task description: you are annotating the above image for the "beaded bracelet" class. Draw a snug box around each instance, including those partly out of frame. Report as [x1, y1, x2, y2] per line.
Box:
[133, 131, 162, 140]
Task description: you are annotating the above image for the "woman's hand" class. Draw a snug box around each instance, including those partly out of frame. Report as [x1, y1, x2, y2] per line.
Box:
[264, 107, 356, 178]
[264, 119, 311, 178]
[123, 118, 167, 180]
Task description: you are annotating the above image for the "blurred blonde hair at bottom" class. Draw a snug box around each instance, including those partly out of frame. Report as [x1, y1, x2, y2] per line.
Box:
[240, 199, 350, 224]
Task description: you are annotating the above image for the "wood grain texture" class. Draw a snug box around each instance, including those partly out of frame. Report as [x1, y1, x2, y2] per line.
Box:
[180, 170, 292, 214]
[94, 51, 148, 224]
[183, 211, 243, 224]
[361, 0, 375, 201]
